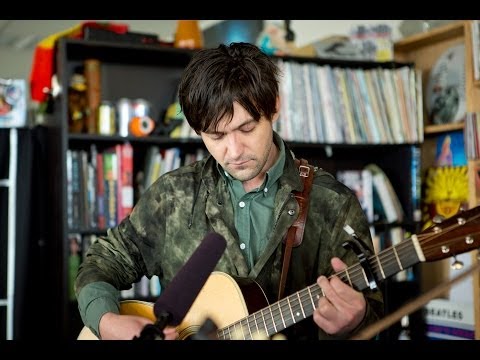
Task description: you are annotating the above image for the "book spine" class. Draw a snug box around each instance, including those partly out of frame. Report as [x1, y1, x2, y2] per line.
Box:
[66, 149, 73, 229]
[115, 144, 123, 222]
[103, 150, 118, 228]
[411, 145, 422, 222]
[88, 144, 98, 228]
[96, 152, 106, 229]
[120, 142, 134, 219]
[71, 150, 81, 229]
[80, 150, 89, 228]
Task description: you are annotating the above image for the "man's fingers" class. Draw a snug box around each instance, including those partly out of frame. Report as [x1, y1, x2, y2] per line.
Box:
[331, 257, 347, 272]
[317, 275, 341, 307]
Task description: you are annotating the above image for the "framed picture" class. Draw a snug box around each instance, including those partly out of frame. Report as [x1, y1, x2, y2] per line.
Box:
[435, 130, 467, 167]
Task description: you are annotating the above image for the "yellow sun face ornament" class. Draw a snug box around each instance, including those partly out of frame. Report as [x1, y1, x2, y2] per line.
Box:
[422, 166, 468, 229]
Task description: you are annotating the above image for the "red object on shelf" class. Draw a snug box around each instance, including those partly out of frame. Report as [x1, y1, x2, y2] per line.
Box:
[29, 21, 129, 103]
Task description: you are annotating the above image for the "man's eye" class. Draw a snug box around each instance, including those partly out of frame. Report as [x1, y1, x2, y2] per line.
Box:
[241, 124, 255, 133]
[211, 134, 224, 140]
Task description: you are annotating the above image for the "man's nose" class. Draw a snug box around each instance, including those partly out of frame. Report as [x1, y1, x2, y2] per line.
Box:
[226, 133, 243, 157]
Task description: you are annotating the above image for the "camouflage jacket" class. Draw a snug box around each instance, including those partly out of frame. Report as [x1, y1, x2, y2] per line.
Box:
[76, 142, 383, 340]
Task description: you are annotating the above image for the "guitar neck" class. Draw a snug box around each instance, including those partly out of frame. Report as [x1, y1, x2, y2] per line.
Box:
[216, 236, 423, 340]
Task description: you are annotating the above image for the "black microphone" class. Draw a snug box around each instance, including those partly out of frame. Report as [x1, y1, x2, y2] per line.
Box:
[136, 232, 227, 340]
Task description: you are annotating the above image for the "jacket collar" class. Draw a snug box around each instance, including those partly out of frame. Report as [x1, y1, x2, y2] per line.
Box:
[200, 133, 304, 194]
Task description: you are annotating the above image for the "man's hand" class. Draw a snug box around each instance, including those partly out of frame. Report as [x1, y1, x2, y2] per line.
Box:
[312, 257, 366, 336]
[99, 312, 178, 340]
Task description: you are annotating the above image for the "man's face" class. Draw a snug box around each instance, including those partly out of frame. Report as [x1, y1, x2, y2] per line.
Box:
[201, 102, 278, 184]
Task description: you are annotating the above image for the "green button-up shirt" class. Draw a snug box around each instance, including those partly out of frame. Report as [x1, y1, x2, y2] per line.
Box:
[218, 134, 285, 270]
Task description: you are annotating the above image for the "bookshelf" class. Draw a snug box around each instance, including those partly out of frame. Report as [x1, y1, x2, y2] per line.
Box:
[394, 20, 480, 339]
[44, 37, 423, 339]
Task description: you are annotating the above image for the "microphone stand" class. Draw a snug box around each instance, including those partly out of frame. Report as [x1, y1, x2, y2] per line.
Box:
[134, 314, 219, 340]
[133, 311, 172, 340]
[190, 318, 218, 340]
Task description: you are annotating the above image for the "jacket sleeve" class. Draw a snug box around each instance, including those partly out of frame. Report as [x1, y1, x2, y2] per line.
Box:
[75, 219, 148, 296]
[73, 218, 149, 338]
[74, 171, 173, 297]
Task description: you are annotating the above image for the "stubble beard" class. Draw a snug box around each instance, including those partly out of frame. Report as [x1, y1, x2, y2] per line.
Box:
[225, 157, 260, 182]
[225, 141, 273, 182]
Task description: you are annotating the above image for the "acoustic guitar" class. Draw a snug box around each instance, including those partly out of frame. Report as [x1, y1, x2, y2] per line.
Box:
[78, 206, 480, 340]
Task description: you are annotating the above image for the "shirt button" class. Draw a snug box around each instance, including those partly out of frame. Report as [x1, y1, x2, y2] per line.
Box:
[264, 187, 268, 193]
[239, 201, 246, 208]
[288, 209, 295, 216]
[240, 243, 246, 250]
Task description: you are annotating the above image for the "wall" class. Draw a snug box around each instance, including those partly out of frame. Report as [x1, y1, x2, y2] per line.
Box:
[0, 19, 409, 101]
[0, 48, 33, 81]
[0, 20, 179, 81]
[290, 20, 404, 46]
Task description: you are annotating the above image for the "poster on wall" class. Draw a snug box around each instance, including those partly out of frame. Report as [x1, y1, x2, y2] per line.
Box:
[0, 78, 26, 128]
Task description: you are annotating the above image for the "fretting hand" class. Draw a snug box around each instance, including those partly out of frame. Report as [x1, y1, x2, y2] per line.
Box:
[313, 257, 366, 336]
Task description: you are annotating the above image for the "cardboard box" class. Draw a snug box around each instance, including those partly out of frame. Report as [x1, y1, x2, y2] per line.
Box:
[424, 298, 475, 340]
[291, 44, 317, 58]
[0, 79, 27, 128]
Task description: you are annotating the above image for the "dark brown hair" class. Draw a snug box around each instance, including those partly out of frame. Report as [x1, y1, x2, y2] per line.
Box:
[178, 42, 280, 134]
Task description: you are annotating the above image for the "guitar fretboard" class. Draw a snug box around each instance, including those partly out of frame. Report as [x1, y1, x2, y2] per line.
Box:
[216, 237, 422, 339]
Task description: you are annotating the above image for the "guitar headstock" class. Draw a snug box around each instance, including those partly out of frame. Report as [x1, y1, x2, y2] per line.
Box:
[418, 205, 480, 262]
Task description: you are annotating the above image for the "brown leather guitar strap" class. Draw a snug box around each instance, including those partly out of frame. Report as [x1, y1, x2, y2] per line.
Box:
[278, 158, 315, 300]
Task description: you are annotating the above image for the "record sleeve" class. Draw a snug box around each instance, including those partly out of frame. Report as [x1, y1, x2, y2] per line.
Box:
[426, 44, 466, 125]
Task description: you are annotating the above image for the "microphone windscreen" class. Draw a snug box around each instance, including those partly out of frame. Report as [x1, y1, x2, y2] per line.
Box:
[153, 232, 227, 325]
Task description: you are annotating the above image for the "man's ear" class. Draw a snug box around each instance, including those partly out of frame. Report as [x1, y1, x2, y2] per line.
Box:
[272, 96, 281, 123]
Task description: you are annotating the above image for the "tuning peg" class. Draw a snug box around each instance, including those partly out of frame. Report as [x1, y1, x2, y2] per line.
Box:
[432, 215, 445, 224]
[451, 256, 464, 270]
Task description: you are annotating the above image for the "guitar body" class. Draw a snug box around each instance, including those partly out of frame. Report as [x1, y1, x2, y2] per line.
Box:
[78, 206, 480, 340]
[77, 271, 269, 340]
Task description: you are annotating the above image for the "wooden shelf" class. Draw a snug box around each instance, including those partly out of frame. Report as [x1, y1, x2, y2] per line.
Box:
[395, 19, 480, 339]
[394, 21, 466, 53]
[424, 122, 464, 135]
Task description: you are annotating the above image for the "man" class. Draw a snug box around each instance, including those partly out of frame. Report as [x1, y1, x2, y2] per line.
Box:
[75, 42, 383, 340]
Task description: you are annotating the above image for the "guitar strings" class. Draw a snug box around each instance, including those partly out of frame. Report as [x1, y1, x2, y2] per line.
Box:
[218, 239, 447, 339]
[218, 239, 436, 339]
[218, 209, 480, 339]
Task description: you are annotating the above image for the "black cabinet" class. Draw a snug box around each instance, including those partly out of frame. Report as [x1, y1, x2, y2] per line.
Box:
[0, 127, 48, 340]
